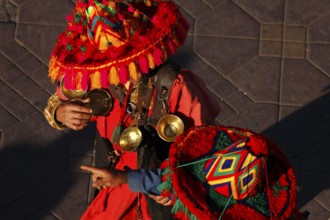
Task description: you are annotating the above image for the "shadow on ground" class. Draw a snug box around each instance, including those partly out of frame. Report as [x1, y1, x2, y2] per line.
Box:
[0, 122, 96, 220]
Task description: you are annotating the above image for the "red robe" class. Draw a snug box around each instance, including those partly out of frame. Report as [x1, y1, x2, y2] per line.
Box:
[81, 71, 220, 220]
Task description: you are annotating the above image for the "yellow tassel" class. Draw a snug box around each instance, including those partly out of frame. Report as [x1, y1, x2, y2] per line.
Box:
[109, 66, 120, 85]
[107, 1, 116, 10]
[160, 44, 168, 61]
[76, 72, 83, 90]
[80, 35, 87, 42]
[48, 66, 59, 83]
[123, 19, 130, 39]
[146, 0, 152, 6]
[147, 53, 155, 69]
[91, 71, 101, 89]
[128, 62, 139, 82]
[133, 10, 140, 18]
[48, 57, 59, 82]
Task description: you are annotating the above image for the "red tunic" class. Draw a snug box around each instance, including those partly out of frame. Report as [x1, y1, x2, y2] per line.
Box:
[81, 71, 220, 220]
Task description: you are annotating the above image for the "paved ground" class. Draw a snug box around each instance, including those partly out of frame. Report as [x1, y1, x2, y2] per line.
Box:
[0, 0, 329, 219]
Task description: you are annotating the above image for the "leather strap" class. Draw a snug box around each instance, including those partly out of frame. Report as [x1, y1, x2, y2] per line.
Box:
[148, 62, 179, 126]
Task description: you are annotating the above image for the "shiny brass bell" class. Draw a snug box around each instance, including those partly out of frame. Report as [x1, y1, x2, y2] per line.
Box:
[119, 126, 143, 152]
[157, 114, 184, 142]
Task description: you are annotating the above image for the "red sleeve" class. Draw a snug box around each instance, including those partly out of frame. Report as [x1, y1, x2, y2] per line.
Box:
[168, 70, 220, 128]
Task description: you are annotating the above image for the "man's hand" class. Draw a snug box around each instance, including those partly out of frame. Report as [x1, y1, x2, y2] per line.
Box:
[80, 165, 128, 190]
[149, 195, 172, 206]
[55, 98, 92, 130]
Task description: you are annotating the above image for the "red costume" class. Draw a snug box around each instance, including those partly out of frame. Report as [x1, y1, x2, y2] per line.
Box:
[81, 71, 219, 220]
[44, 1, 220, 219]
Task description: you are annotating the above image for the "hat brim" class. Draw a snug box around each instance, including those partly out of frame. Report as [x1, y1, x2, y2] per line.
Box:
[48, 1, 189, 88]
[162, 126, 297, 220]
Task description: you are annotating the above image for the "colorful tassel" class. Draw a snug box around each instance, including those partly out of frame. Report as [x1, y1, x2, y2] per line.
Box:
[48, 66, 59, 83]
[76, 72, 83, 90]
[138, 56, 149, 74]
[81, 70, 90, 91]
[101, 69, 109, 88]
[48, 57, 59, 82]
[64, 74, 77, 90]
[133, 10, 140, 18]
[145, 0, 152, 7]
[175, 24, 187, 45]
[128, 5, 135, 13]
[167, 40, 176, 56]
[171, 32, 182, 48]
[128, 62, 139, 82]
[147, 53, 155, 69]
[109, 66, 120, 85]
[91, 71, 101, 89]
[160, 44, 168, 61]
[152, 47, 163, 66]
[119, 65, 129, 84]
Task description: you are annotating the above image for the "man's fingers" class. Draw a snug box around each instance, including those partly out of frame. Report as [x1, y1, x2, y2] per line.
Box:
[81, 165, 99, 173]
[81, 98, 91, 103]
[149, 195, 172, 206]
[163, 200, 172, 206]
[70, 104, 92, 114]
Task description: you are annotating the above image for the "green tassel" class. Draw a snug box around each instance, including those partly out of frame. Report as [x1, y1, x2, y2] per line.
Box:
[171, 199, 186, 214]
[162, 165, 171, 176]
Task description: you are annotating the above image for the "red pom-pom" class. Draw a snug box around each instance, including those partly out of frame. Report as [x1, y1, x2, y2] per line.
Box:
[247, 135, 269, 156]
[128, 5, 135, 13]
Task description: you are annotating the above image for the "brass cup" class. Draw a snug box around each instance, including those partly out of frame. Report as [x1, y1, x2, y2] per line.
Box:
[59, 75, 87, 100]
[157, 114, 184, 142]
[119, 126, 143, 152]
[85, 89, 113, 116]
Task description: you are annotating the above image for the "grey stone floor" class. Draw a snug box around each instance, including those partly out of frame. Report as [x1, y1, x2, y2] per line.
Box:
[0, 0, 329, 219]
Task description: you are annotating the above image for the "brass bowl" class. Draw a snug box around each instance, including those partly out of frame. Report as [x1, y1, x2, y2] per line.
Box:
[59, 75, 87, 100]
[85, 89, 113, 116]
[157, 114, 184, 142]
[119, 126, 143, 152]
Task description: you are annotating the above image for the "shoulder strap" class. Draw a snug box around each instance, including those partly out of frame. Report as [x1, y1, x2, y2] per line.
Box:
[148, 61, 180, 126]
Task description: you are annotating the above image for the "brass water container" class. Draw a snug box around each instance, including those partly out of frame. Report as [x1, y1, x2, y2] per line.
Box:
[157, 114, 184, 142]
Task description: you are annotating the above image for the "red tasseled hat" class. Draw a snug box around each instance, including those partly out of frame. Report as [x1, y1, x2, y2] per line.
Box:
[48, 0, 189, 90]
[158, 126, 300, 220]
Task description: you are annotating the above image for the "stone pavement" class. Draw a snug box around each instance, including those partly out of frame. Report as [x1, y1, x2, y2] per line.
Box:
[0, 0, 329, 219]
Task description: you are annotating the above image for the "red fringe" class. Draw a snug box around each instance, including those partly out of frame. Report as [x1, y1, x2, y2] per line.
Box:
[81, 71, 90, 91]
[167, 40, 176, 56]
[152, 47, 163, 66]
[138, 56, 149, 74]
[119, 65, 129, 84]
[100, 69, 109, 88]
[64, 74, 76, 90]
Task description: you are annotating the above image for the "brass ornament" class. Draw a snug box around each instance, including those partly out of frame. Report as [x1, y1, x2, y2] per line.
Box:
[59, 75, 87, 100]
[85, 89, 113, 116]
[119, 126, 143, 152]
[157, 114, 184, 142]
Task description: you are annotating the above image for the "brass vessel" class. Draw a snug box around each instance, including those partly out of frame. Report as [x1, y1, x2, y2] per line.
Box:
[157, 114, 184, 142]
[119, 126, 143, 152]
[59, 75, 87, 100]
